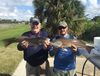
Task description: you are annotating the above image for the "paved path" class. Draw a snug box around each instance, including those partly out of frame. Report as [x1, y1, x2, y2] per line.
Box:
[12, 59, 26, 76]
[12, 58, 54, 76]
[12, 57, 100, 76]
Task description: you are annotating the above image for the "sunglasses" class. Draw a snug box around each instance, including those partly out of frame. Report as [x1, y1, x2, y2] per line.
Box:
[32, 21, 39, 25]
[58, 26, 66, 30]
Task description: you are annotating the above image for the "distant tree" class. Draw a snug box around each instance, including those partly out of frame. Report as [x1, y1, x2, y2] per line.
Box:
[80, 17, 100, 41]
[92, 16, 100, 22]
[33, 0, 85, 37]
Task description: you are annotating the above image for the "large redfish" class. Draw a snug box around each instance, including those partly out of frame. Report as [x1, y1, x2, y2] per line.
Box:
[3, 36, 93, 51]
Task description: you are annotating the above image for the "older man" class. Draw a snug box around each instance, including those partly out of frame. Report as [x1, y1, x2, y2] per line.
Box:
[17, 17, 51, 76]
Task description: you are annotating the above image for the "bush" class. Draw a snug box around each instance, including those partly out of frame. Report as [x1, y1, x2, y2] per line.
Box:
[80, 25, 100, 41]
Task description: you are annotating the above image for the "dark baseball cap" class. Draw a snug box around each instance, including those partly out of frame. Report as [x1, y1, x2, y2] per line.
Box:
[30, 17, 40, 25]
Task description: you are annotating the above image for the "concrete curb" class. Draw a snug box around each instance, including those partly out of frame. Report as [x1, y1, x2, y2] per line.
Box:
[12, 59, 26, 76]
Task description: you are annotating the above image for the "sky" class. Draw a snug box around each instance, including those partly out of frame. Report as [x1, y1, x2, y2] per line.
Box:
[0, 0, 100, 21]
[0, 0, 34, 21]
[80, 0, 100, 18]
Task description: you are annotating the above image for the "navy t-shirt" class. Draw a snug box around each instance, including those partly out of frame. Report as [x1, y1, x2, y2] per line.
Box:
[17, 30, 49, 66]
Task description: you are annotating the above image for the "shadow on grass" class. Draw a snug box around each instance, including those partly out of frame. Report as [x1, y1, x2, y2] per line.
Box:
[2, 37, 17, 47]
[0, 73, 11, 76]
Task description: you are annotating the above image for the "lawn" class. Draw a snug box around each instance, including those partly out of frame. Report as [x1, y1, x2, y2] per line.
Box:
[0, 23, 29, 76]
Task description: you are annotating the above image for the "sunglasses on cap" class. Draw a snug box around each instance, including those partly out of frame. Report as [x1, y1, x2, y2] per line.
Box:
[58, 26, 67, 30]
[31, 21, 39, 25]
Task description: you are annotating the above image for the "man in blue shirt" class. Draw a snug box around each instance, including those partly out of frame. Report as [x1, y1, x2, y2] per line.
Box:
[50, 21, 79, 76]
[17, 17, 51, 76]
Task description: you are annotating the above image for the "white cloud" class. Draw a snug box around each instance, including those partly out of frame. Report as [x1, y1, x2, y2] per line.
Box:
[85, 0, 97, 7]
[80, 0, 100, 18]
[1, 0, 100, 20]
[0, 0, 33, 6]
[0, 0, 34, 21]
[79, 0, 87, 6]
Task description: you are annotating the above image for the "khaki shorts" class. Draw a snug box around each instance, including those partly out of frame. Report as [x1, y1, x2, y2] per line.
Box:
[53, 68, 76, 76]
[26, 60, 52, 76]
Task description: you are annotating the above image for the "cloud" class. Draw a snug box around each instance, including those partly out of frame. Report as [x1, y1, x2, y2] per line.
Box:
[0, 0, 33, 7]
[0, 0, 34, 21]
[1, 0, 100, 20]
[80, 0, 100, 18]
[79, 0, 87, 6]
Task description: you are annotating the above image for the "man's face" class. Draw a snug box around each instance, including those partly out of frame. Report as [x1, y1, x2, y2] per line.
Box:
[58, 26, 68, 35]
[30, 21, 41, 33]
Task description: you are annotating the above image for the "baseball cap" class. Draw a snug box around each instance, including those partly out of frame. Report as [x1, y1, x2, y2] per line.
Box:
[30, 17, 40, 25]
[58, 21, 68, 27]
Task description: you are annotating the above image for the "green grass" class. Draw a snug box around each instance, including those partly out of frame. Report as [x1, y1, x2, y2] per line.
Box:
[0, 44, 23, 75]
[0, 24, 29, 47]
[0, 24, 29, 76]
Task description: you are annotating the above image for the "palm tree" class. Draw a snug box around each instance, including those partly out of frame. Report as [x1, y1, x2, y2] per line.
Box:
[33, 0, 85, 37]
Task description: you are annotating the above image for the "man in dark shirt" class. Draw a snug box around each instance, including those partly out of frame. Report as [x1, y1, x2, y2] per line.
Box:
[17, 17, 51, 76]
